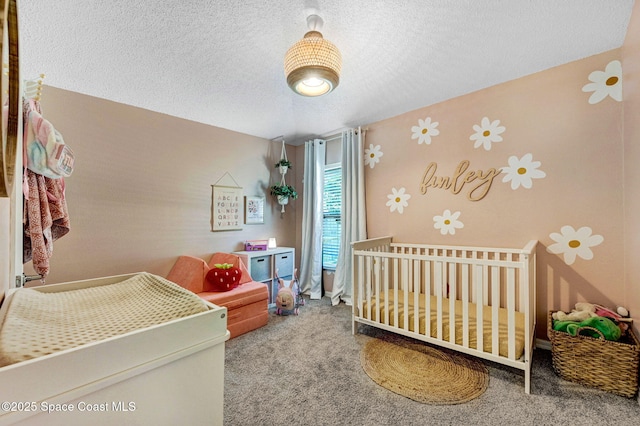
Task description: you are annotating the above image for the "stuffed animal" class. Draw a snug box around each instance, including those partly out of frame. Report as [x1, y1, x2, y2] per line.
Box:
[553, 302, 631, 323]
[594, 304, 632, 334]
[552, 302, 597, 322]
[553, 316, 622, 341]
[275, 277, 299, 315]
[205, 263, 242, 292]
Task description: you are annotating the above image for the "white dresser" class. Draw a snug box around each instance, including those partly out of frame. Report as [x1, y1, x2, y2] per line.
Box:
[0, 274, 229, 425]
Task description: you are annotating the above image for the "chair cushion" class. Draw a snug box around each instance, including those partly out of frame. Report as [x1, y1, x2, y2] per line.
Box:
[166, 255, 208, 294]
[199, 281, 268, 309]
[226, 309, 269, 339]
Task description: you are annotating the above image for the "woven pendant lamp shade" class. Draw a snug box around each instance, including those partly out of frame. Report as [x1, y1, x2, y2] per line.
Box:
[284, 30, 342, 97]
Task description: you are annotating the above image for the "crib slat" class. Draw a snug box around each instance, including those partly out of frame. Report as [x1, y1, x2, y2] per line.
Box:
[462, 263, 469, 348]
[383, 257, 389, 325]
[483, 253, 489, 305]
[435, 260, 443, 340]
[403, 258, 409, 331]
[374, 255, 381, 323]
[393, 257, 399, 329]
[424, 259, 431, 338]
[365, 256, 372, 322]
[507, 266, 516, 360]
[414, 259, 420, 334]
[476, 265, 484, 352]
[449, 261, 456, 345]
[518, 253, 525, 312]
[470, 250, 478, 304]
[491, 265, 500, 356]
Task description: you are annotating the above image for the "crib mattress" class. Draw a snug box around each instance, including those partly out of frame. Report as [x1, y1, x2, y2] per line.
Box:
[361, 290, 525, 359]
[0, 272, 210, 367]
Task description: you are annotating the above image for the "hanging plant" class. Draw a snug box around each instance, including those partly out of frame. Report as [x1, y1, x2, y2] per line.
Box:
[275, 159, 292, 175]
[273, 140, 295, 213]
[275, 159, 292, 168]
[270, 184, 298, 204]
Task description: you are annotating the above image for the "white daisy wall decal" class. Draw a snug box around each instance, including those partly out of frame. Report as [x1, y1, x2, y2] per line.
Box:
[470, 117, 506, 151]
[411, 117, 440, 145]
[581, 60, 622, 104]
[433, 209, 464, 235]
[386, 187, 411, 214]
[546, 225, 604, 265]
[364, 144, 383, 169]
[501, 153, 546, 190]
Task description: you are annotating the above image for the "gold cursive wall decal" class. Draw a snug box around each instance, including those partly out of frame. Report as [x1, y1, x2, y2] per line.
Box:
[420, 160, 501, 201]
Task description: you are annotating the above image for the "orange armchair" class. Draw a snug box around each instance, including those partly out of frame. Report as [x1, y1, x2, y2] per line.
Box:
[167, 253, 269, 338]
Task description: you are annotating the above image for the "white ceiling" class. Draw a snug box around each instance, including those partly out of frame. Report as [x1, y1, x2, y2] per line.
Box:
[19, 1, 634, 145]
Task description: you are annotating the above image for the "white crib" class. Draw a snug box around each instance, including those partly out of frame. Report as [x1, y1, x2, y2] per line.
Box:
[352, 236, 537, 393]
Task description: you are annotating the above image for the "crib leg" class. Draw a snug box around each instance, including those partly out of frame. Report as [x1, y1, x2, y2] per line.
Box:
[524, 365, 531, 394]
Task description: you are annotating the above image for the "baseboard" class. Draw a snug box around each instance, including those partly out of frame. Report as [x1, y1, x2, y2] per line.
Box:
[536, 338, 551, 351]
[301, 291, 333, 299]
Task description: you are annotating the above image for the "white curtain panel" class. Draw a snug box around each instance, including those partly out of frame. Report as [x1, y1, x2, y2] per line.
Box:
[299, 139, 325, 299]
[332, 128, 367, 306]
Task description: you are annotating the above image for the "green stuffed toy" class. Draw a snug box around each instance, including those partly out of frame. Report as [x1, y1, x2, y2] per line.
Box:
[553, 316, 621, 341]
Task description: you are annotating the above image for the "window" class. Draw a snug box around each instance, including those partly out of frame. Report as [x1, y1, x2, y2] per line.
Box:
[322, 165, 342, 269]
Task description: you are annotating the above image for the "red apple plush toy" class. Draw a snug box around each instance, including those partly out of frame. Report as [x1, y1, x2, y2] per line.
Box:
[206, 263, 242, 292]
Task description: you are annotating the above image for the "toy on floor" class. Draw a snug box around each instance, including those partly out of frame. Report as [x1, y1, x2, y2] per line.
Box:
[553, 302, 630, 323]
[275, 268, 303, 315]
[552, 301, 633, 340]
[552, 302, 596, 322]
[553, 316, 622, 341]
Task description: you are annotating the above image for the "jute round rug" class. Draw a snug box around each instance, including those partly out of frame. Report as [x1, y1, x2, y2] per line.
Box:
[361, 337, 489, 405]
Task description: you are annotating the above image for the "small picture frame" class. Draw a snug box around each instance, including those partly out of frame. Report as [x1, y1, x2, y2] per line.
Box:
[244, 196, 265, 225]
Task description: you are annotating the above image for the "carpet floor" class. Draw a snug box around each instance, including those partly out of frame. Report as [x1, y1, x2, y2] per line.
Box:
[224, 297, 640, 426]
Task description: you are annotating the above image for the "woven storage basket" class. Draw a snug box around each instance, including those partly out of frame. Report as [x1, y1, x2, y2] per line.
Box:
[547, 311, 640, 397]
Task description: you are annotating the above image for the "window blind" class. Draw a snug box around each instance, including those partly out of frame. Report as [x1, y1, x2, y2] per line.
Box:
[323, 166, 342, 269]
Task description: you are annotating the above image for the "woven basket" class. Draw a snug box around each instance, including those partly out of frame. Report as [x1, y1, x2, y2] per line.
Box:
[548, 311, 640, 397]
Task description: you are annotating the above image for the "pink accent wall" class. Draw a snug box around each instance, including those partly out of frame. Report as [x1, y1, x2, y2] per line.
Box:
[364, 50, 625, 337]
[24, 87, 299, 285]
[623, 0, 640, 336]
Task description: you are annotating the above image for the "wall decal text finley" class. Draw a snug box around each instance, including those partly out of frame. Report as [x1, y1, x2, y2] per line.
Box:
[420, 160, 500, 201]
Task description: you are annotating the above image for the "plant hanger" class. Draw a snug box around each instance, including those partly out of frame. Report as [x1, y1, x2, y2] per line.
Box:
[271, 139, 297, 213]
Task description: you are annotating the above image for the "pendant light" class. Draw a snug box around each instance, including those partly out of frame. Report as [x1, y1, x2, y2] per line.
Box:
[284, 14, 342, 97]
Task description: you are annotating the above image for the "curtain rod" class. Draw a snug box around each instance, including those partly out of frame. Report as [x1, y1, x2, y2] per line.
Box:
[324, 134, 342, 142]
[323, 127, 368, 143]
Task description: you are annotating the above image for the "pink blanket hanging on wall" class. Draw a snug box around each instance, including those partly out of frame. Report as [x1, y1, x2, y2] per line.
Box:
[23, 170, 70, 280]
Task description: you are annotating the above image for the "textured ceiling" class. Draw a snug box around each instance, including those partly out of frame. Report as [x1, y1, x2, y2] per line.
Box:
[19, 1, 634, 145]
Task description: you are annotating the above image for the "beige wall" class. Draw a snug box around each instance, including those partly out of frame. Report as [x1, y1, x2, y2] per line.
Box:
[623, 0, 640, 336]
[24, 87, 299, 285]
[363, 49, 625, 337]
